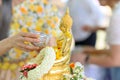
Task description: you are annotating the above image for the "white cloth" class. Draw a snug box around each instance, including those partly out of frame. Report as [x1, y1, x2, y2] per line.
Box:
[67, 0, 104, 41]
[107, 2, 120, 45]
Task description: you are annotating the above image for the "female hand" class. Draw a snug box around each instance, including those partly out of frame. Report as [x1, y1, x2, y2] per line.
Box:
[82, 46, 96, 54]
[82, 25, 96, 32]
[7, 32, 40, 52]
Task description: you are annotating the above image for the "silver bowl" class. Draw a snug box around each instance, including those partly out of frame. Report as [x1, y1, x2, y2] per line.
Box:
[30, 30, 50, 47]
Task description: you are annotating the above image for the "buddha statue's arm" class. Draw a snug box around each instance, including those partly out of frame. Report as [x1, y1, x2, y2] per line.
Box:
[62, 32, 72, 56]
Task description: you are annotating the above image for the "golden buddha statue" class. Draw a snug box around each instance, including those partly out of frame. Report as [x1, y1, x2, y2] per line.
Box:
[40, 9, 73, 80]
[19, 9, 73, 80]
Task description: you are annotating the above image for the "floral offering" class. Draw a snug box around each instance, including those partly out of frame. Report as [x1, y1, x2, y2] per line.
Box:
[63, 62, 94, 80]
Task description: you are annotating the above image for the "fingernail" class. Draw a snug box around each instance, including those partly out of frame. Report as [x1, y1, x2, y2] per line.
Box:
[34, 39, 39, 42]
[36, 47, 39, 49]
[36, 34, 39, 37]
[36, 39, 40, 42]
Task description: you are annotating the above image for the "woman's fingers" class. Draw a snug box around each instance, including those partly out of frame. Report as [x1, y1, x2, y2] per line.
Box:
[16, 32, 40, 52]
[19, 32, 39, 38]
[17, 43, 39, 51]
[22, 37, 39, 43]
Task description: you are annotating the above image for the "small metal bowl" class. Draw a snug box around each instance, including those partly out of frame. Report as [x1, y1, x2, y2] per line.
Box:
[30, 30, 50, 47]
